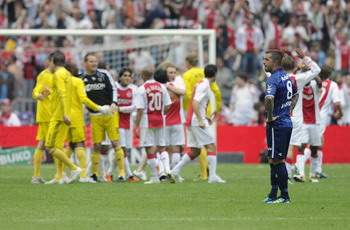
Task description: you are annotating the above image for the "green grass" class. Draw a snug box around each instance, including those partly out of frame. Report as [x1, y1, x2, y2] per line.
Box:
[0, 164, 350, 230]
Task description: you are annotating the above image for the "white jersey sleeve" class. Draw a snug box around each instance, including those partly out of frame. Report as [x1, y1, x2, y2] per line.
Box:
[172, 75, 186, 94]
[331, 82, 341, 104]
[295, 57, 321, 91]
[162, 84, 172, 107]
[193, 81, 208, 102]
[136, 86, 146, 109]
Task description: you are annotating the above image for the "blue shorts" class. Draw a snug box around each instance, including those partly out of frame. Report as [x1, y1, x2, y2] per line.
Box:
[266, 125, 292, 160]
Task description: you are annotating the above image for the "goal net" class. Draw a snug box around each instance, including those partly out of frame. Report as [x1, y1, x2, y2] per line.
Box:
[0, 29, 216, 124]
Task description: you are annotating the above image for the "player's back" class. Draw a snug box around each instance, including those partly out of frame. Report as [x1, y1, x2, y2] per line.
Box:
[137, 79, 169, 128]
[32, 68, 54, 123]
[267, 69, 295, 127]
[70, 77, 86, 127]
[51, 67, 72, 121]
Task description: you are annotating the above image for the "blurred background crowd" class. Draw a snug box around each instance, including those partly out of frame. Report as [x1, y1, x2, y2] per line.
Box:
[1, 0, 350, 126]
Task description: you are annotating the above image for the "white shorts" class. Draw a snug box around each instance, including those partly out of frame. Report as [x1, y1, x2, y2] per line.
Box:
[290, 120, 303, 146]
[300, 124, 322, 146]
[187, 126, 215, 148]
[165, 124, 185, 146]
[140, 128, 165, 147]
[119, 128, 132, 149]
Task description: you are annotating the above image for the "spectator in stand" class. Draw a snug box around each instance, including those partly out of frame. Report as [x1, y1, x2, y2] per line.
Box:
[334, 33, 350, 75]
[282, 14, 309, 48]
[226, 73, 260, 125]
[216, 57, 234, 106]
[236, 14, 264, 79]
[128, 48, 155, 75]
[0, 98, 21, 126]
[0, 61, 15, 100]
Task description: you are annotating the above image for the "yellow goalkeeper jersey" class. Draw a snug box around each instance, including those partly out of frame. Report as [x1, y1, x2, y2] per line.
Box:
[50, 67, 72, 121]
[70, 77, 100, 127]
[183, 67, 222, 115]
[32, 68, 54, 123]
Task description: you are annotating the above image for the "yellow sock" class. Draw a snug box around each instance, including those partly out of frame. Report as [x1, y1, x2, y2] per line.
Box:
[62, 147, 73, 172]
[91, 150, 100, 176]
[115, 147, 125, 178]
[76, 147, 87, 178]
[53, 157, 63, 180]
[33, 149, 44, 177]
[50, 148, 77, 171]
[199, 148, 208, 180]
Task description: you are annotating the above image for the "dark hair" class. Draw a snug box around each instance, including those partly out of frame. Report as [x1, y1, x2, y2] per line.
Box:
[281, 54, 295, 71]
[204, 64, 217, 78]
[320, 65, 333, 80]
[84, 52, 96, 62]
[48, 52, 54, 61]
[52, 50, 65, 66]
[65, 62, 79, 76]
[237, 72, 248, 82]
[118, 68, 133, 78]
[266, 49, 283, 66]
[154, 68, 168, 83]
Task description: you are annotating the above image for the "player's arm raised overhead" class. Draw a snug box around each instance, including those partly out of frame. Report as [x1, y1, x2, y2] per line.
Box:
[294, 48, 321, 88]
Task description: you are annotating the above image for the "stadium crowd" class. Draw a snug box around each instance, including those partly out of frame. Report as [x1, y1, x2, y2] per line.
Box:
[1, 0, 350, 126]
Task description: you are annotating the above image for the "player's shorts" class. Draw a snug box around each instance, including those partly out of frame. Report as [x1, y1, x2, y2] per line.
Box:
[300, 124, 322, 146]
[140, 128, 165, 147]
[90, 113, 119, 144]
[119, 128, 132, 149]
[266, 125, 292, 160]
[36, 122, 49, 141]
[45, 120, 69, 149]
[187, 126, 215, 148]
[289, 119, 303, 146]
[165, 124, 185, 146]
[66, 126, 85, 143]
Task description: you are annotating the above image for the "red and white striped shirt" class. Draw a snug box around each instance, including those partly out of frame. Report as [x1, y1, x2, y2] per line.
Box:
[116, 82, 137, 129]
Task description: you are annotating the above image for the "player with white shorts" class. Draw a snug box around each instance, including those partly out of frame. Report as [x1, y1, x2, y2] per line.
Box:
[170, 64, 225, 184]
[134, 68, 171, 184]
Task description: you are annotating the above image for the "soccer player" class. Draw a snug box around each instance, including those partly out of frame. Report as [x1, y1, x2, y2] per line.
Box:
[316, 65, 342, 178]
[170, 64, 225, 184]
[81, 53, 125, 182]
[161, 62, 186, 173]
[134, 68, 171, 184]
[44, 50, 82, 184]
[115, 68, 140, 182]
[31, 53, 54, 184]
[263, 49, 296, 204]
[183, 54, 222, 181]
[281, 49, 321, 181]
[63, 63, 110, 183]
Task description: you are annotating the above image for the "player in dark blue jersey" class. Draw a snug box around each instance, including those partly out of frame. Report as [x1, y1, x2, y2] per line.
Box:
[263, 49, 297, 204]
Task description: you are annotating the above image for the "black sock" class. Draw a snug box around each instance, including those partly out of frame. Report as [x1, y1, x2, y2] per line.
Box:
[269, 164, 278, 199]
[276, 163, 289, 199]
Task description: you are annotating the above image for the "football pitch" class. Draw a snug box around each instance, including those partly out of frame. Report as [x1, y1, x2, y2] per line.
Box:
[0, 164, 349, 230]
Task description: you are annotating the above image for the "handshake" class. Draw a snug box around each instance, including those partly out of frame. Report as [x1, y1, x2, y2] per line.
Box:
[98, 103, 119, 115]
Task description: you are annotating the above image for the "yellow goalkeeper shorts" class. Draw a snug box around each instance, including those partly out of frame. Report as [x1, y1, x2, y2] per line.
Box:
[36, 122, 49, 141]
[45, 121, 69, 149]
[90, 113, 119, 144]
[67, 126, 86, 143]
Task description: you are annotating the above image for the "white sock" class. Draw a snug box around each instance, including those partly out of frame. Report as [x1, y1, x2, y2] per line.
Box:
[285, 162, 292, 179]
[100, 154, 108, 176]
[171, 154, 191, 176]
[295, 155, 305, 177]
[156, 153, 165, 175]
[310, 156, 318, 177]
[171, 153, 181, 169]
[125, 157, 132, 178]
[316, 150, 323, 174]
[304, 148, 311, 162]
[147, 158, 158, 178]
[207, 155, 217, 179]
[160, 151, 171, 174]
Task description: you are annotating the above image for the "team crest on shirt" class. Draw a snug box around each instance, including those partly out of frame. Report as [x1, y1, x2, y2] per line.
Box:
[97, 77, 103, 82]
[84, 78, 88, 82]
[92, 77, 96, 81]
[126, 91, 132, 97]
